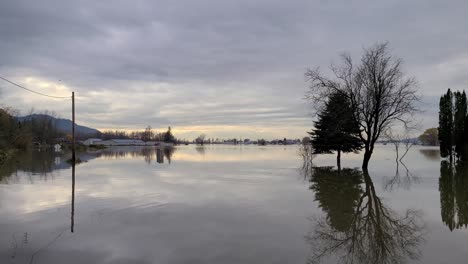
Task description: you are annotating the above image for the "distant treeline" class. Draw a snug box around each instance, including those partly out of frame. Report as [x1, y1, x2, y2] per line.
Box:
[95, 126, 177, 143]
[0, 108, 64, 150]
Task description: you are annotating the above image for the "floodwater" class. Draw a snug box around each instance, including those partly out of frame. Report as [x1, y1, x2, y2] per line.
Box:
[0, 145, 467, 263]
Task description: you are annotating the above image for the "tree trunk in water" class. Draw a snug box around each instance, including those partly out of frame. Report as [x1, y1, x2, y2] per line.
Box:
[362, 149, 372, 170]
[337, 149, 341, 171]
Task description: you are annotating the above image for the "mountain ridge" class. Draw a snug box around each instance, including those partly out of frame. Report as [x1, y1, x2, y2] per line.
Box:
[17, 114, 100, 136]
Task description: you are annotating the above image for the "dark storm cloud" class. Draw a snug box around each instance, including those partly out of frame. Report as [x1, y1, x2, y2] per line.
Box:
[0, 0, 312, 86]
[0, 0, 467, 137]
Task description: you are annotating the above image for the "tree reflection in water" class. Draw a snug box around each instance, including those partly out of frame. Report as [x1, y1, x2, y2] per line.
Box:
[164, 148, 174, 164]
[419, 149, 440, 161]
[309, 167, 363, 232]
[0, 147, 177, 183]
[383, 161, 420, 191]
[98, 147, 176, 164]
[439, 161, 468, 230]
[303, 165, 425, 264]
[195, 146, 206, 156]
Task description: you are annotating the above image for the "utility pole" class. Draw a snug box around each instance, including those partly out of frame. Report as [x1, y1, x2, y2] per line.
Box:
[72, 91, 75, 162]
[71, 92, 76, 233]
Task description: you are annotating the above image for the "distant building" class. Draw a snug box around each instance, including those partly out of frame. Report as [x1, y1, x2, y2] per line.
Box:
[97, 139, 145, 146]
[145, 141, 158, 146]
[83, 138, 103, 146]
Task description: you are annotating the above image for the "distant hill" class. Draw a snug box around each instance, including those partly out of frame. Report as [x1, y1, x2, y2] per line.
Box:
[17, 114, 101, 136]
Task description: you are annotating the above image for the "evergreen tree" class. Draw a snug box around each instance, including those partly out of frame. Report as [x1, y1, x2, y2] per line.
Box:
[163, 126, 176, 143]
[454, 91, 467, 160]
[439, 89, 467, 160]
[465, 113, 468, 160]
[309, 92, 362, 168]
[439, 89, 454, 159]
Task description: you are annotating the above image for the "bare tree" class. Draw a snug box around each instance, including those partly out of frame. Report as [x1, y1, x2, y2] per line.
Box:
[400, 137, 416, 161]
[142, 125, 153, 142]
[306, 42, 419, 169]
[385, 127, 417, 162]
[384, 128, 402, 162]
[195, 134, 206, 145]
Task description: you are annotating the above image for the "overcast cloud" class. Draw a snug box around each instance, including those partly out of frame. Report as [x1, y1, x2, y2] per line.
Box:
[0, 0, 467, 139]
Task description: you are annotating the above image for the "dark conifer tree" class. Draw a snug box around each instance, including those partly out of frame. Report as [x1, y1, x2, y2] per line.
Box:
[309, 92, 362, 169]
[465, 113, 468, 160]
[454, 91, 467, 160]
[439, 89, 454, 159]
[164, 126, 176, 143]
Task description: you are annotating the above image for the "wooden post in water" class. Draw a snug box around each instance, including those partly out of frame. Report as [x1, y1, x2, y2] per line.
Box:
[72, 92, 75, 162]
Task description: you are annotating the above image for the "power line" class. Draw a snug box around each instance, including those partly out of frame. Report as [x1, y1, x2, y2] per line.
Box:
[0, 76, 71, 99]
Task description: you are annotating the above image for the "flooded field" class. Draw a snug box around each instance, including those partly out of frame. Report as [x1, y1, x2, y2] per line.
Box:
[0, 145, 467, 263]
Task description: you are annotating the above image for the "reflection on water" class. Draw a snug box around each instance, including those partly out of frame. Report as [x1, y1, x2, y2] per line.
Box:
[419, 149, 441, 161]
[0, 147, 175, 183]
[383, 161, 420, 191]
[301, 158, 425, 263]
[71, 162, 75, 233]
[0, 150, 71, 182]
[439, 161, 468, 230]
[1, 146, 310, 264]
[2, 145, 468, 263]
[308, 167, 363, 232]
[94, 147, 175, 164]
[195, 146, 206, 156]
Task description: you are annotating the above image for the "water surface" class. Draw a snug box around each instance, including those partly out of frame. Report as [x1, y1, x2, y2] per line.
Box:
[0, 145, 467, 263]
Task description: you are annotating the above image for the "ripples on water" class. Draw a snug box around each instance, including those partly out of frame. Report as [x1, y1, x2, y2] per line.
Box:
[0, 145, 467, 263]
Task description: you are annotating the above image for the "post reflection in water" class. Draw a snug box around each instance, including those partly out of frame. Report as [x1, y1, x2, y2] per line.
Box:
[71, 161, 75, 233]
[301, 154, 425, 263]
[439, 161, 468, 231]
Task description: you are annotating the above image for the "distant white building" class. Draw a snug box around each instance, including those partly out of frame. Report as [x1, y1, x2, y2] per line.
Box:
[97, 139, 145, 146]
[145, 141, 157, 146]
[83, 138, 103, 146]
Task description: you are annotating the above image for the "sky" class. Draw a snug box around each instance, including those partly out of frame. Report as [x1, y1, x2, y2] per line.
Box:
[0, 0, 467, 140]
